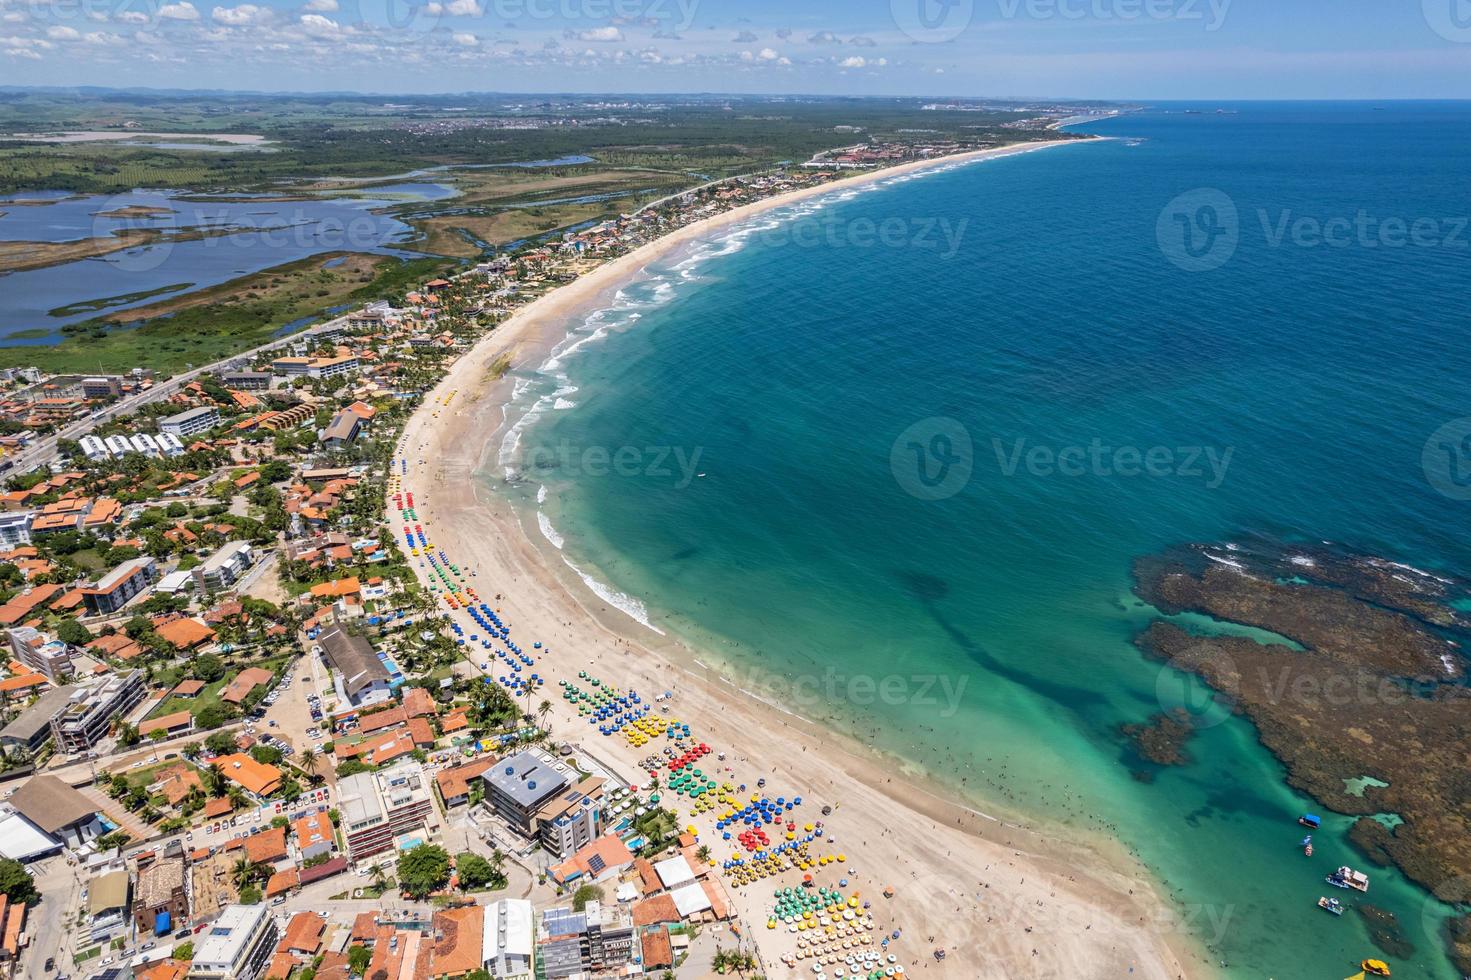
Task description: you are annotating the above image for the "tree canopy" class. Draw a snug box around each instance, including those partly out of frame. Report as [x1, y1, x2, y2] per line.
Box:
[396, 844, 451, 899]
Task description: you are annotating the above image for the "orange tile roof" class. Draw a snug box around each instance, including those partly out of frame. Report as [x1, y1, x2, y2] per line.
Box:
[264, 949, 298, 980]
[244, 826, 288, 864]
[440, 708, 469, 734]
[217, 753, 282, 797]
[0, 673, 45, 694]
[0, 585, 61, 625]
[430, 905, 483, 977]
[154, 617, 215, 650]
[358, 705, 406, 734]
[401, 687, 435, 718]
[135, 959, 188, 980]
[139, 711, 193, 737]
[434, 757, 497, 803]
[641, 926, 673, 969]
[551, 834, 634, 884]
[265, 867, 299, 897]
[632, 894, 680, 927]
[203, 796, 234, 818]
[49, 589, 86, 611]
[309, 577, 360, 599]
[222, 667, 273, 704]
[282, 911, 325, 954]
[291, 811, 333, 853]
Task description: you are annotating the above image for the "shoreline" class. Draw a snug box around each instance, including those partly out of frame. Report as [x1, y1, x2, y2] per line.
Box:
[396, 139, 1215, 979]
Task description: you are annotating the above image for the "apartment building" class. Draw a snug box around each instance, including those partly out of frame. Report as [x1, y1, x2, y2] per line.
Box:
[159, 405, 220, 438]
[220, 371, 272, 391]
[337, 760, 434, 862]
[79, 435, 110, 461]
[189, 904, 279, 980]
[483, 899, 535, 980]
[82, 556, 157, 614]
[191, 541, 254, 592]
[49, 669, 146, 754]
[0, 512, 30, 549]
[9, 626, 74, 684]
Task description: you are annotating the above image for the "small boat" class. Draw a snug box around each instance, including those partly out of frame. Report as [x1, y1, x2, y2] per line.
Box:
[1317, 896, 1343, 915]
[1327, 866, 1370, 892]
[1361, 958, 1391, 976]
[1299, 813, 1322, 829]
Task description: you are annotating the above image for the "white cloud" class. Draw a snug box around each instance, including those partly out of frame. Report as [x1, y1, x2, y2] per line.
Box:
[299, 12, 340, 35]
[757, 47, 778, 60]
[157, 1, 200, 20]
[839, 55, 865, 68]
[46, 25, 78, 39]
[4, 47, 38, 58]
[1, 12, 23, 21]
[303, 0, 337, 9]
[83, 30, 125, 44]
[212, 4, 269, 25]
[574, 26, 621, 42]
[452, 30, 476, 45]
[444, 0, 481, 14]
[848, 34, 876, 47]
[807, 30, 839, 44]
[738, 49, 752, 61]
[115, 10, 149, 24]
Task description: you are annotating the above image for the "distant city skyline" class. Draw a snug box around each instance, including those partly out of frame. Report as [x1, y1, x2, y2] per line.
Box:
[2, 0, 1470, 98]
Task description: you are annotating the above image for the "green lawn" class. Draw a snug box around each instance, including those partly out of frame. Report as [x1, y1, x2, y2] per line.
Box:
[146, 675, 230, 721]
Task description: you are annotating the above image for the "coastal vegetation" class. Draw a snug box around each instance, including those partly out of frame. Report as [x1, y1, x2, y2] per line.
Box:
[0, 251, 453, 374]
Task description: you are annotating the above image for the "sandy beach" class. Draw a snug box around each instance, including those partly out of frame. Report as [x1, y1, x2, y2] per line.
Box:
[394, 140, 1213, 979]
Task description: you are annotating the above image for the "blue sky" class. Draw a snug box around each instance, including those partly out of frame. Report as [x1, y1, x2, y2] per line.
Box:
[2, 0, 1470, 97]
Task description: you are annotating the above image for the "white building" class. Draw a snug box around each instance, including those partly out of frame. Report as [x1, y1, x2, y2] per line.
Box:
[130, 433, 162, 457]
[104, 434, 134, 456]
[79, 435, 110, 461]
[188, 904, 279, 980]
[159, 405, 220, 439]
[483, 899, 535, 980]
[156, 431, 186, 456]
[191, 540, 254, 592]
[0, 512, 31, 549]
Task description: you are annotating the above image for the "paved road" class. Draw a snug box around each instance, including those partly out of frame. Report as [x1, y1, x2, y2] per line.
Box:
[4, 311, 357, 475]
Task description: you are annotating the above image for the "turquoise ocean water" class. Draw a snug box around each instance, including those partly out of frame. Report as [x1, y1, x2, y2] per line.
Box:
[493, 103, 1471, 977]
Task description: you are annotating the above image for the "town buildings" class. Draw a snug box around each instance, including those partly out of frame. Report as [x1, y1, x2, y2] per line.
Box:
[336, 760, 435, 862]
[49, 669, 146, 753]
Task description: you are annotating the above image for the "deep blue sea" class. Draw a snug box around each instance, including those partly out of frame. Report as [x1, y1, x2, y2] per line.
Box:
[493, 102, 1471, 978]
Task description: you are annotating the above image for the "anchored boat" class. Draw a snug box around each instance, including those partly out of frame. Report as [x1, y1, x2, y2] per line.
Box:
[1326, 866, 1370, 892]
[1317, 896, 1344, 915]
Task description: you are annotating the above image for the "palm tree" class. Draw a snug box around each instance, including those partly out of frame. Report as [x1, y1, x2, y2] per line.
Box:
[696, 844, 711, 865]
[232, 858, 264, 891]
[537, 699, 553, 733]
[298, 748, 319, 784]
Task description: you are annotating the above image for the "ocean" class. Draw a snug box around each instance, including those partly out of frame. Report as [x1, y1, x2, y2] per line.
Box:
[493, 102, 1471, 978]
